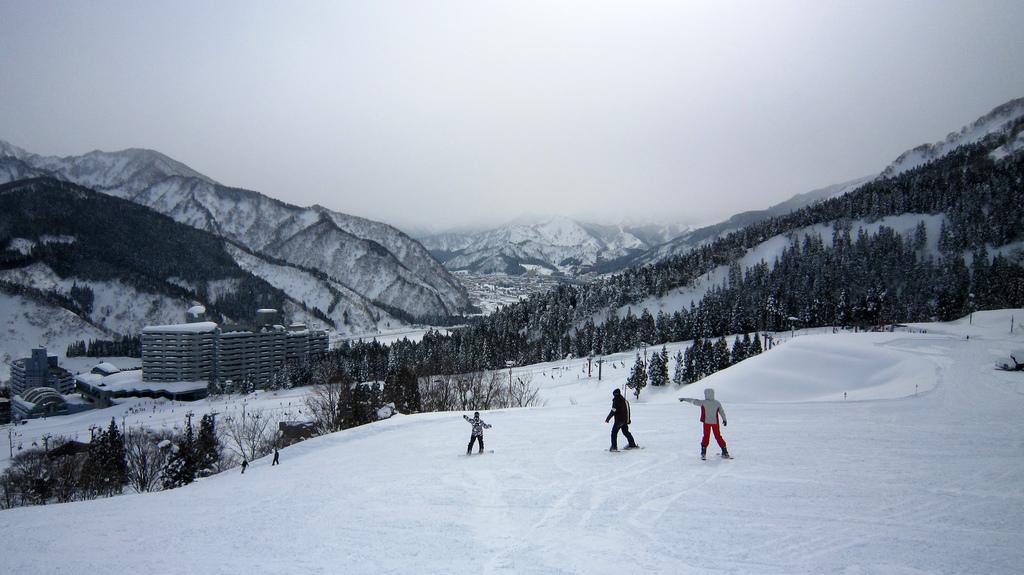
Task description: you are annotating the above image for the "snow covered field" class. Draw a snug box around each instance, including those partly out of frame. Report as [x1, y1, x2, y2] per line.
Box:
[2, 310, 1023, 574]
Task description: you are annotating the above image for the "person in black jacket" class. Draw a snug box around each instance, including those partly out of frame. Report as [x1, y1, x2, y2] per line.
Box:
[605, 388, 639, 451]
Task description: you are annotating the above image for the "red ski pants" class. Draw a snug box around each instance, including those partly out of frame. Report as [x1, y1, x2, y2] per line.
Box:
[701, 423, 727, 449]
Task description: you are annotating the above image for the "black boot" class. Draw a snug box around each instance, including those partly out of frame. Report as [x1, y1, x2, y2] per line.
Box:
[721, 447, 730, 459]
[700, 445, 707, 460]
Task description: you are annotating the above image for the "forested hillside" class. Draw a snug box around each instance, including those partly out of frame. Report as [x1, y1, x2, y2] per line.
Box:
[0, 141, 473, 321]
[0, 178, 307, 324]
[331, 120, 1024, 382]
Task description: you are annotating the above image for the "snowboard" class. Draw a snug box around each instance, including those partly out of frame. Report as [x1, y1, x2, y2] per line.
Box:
[461, 450, 495, 457]
[703, 454, 733, 460]
[609, 446, 645, 453]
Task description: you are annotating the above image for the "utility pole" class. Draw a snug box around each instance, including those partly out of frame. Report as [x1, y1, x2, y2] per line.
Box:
[596, 357, 605, 381]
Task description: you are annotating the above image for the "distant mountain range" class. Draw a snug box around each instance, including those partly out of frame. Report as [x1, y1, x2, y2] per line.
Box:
[424, 96, 1024, 370]
[418, 97, 1024, 279]
[599, 97, 1024, 273]
[0, 141, 473, 323]
[0, 140, 480, 375]
[2, 96, 1022, 378]
[415, 180, 881, 276]
[416, 216, 691, 276]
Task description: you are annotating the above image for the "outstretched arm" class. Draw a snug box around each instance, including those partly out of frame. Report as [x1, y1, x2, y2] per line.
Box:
[678, 398, 698, 405]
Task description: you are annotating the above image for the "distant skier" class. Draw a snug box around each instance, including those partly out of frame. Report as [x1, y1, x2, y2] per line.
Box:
[679, 388, 730, 459]
[605, 388, 639, 451]
[241, 458, 249, 474]
[272, 448, 280, 466]
[463, 412, 492, 454]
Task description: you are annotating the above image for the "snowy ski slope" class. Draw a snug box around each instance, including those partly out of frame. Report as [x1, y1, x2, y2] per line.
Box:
[1, 310, 1023, 574]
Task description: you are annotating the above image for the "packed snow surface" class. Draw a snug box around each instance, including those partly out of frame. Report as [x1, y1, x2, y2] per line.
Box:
[2, 311, 1023, 574]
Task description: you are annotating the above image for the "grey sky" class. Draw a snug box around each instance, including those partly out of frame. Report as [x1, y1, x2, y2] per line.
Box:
[2, 1, 1023, 231]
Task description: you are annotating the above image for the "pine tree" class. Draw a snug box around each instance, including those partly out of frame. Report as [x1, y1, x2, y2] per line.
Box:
[713, 337, 731, 371]
[161, 417, 197, 490]
[79, 427, 108, 498]
[195, 414, 220, 478]
[647, 349, 664, 387]
[731, 336, 746, 364]
[397, 366, 421, 413]
[683, 339, 698, 383]
[750, 333, 763, 355]
[625, 354, 648, 399]
[104, 418, 127, 495]
[648, 346, 669, 386]
[672, 350, 685, 386]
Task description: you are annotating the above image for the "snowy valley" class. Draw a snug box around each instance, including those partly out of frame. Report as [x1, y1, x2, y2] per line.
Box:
[418, 216, 691, 276]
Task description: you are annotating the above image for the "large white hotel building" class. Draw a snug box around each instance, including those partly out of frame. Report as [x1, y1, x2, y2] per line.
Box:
[141, 308, 328, 389]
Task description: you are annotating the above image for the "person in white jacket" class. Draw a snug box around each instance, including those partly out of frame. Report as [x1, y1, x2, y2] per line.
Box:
[679, 388, 730, 459]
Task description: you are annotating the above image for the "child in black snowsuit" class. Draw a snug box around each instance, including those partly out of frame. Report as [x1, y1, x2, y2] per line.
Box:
[463, 412, 492, 454]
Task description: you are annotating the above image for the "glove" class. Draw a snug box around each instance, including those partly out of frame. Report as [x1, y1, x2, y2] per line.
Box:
[605, 417, 611, 423]
[723, 421, 728, 427]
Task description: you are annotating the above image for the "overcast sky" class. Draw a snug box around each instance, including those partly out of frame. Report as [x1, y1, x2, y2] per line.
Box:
[2, 1, 1023, 232]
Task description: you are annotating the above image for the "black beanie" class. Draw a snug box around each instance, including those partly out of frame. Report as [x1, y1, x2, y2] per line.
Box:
[613, 388, 621, 395]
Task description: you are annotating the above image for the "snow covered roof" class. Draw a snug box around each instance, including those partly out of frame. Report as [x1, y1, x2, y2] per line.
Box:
[75, 369, 207, 395]
[142, 321, 218, 334]
[92, 362, 120, 375]
[187, 305, 207, 315]
[14, 387, 66, 408]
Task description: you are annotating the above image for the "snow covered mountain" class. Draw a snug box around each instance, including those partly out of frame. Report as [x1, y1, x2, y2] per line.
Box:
[418, 216, 690, 275]
[619, 97, 1024, 271]
[0, 142, 472, 320]
[0, 178, 405, 377]
[881, 97, 1024, 178]
[614, 175, 875, 271]
[2, 310, 1022, 573]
